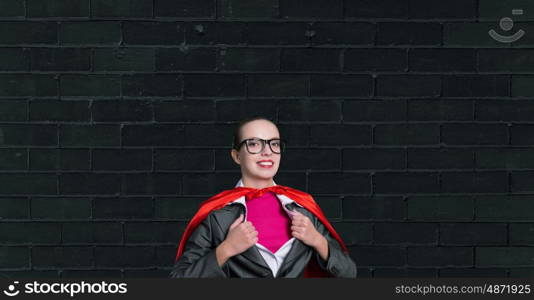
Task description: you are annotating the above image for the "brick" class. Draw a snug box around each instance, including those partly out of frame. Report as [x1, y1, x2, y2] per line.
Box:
[374, 172, 439, 194]
[94, 48, 155, 72]
[351, 246, 406, 267]
[246, 22, 309, 45]
[0, 48, 30, 71]
[345, 49, 406, 72]
[512, 171, 534, 192]
[0, 100, 27, 122]
[407, 196, 473, 221]
[0, 149, 27, 170]
[182, 173, 226, 196]
[59, 125, 120, 147]
[60, 22, 121, 45]
[218, 0, 278, 18]
[154, 0, 214, 18]
[407, 148, 473, 169]
[183, 22, 226, 45]
[374, 223, 437, 244]
[409, 49, 476, 72]
[154, 149, 213, 171]
[442, 124, 508, 145]
[124, 269, 171, 277]
[510, 224, 534, 245]
[344, 196, 404, 220]
[60, 75, 121, 97]
[93, 197, 152, 219]
[333, 222, 372, 245]
[0, 222, 61, 243]
[440, 268, 506, 278]
[218, 48, 278, 71]
[62, 270, 121, 277]
[125, 221, 181, 243]
[27, 0, 89, 17]
[512, 76, 534, 97]
[310, 22, 375, 45]
[0, 0, 25, 17]
[281, 48, 341, 72]
[122, 173, 181, 195]
[443, 75, 510, 97]
[311, 75, 372, 97]
[315, 196, 341, 219]
[123, 125, 184, 146]
[62, 222, 123, 244]
[59, 174, 121, 195]
[476, 195, 534, 221]
[29, 100, 90, 122]
[310, 124, 371, 146]
[343, 148, 405, 170]
[440, 223, 507, 245]
[184, 124, 233, 147]
[374, 124, 439, 145]
[479, 50, 534, 72]
[0, 246, 29, 268]
[283, 149, 340, 170]
[33, 247, 93, 268]
[477, 148, 534, 169]
[477, 100, 534, 121]
[444, 22, 509, 47]
[31, 197, 91, 219]
[157, 246, 179, 267]
[479, 0, 534, 21]
[280, 0, 341, 19]
[95, 246, 155, 267]
[377, 75, 441, 97]
[0, 74, 57, 97]
[156, 47, 215, 71]
[345, 0, 407, 18]
[123, 22, 183, 45]
[377, 23, 442, 46]
[248, 74, 306, 97]
[155, 100, 215, 122]
[30, 149, 90, 171]
[344, 100, 405, 122]
[0, 22, 57, 44]
[0, 125, 57, 146]
[278, 99, 341, 122]
[214, 22, 247, 45]
[123, 74, 181, 97]
[408, 247, 472, 267]
[408, 100, 473, 121]
[93, 149, 152, 171]
[0, 198, 29, 219]
[476, 247, 534, 267]
[155, 197, 203, 219]
[308, 172, 370, 194]
[91, 0, 153, 17]
[510, 269, 534, 277]
[441, 172, 508, 193]
[0, 174, 58, 195]
[185, 74, 244, 97]
[93, 100, 153, 122]
[409, 0, 477, 19]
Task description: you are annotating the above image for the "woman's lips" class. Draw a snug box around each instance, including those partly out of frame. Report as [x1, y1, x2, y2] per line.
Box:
[257, 161, 274, 168]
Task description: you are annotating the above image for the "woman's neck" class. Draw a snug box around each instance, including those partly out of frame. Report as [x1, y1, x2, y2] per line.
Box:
[242, 177, 275, 189]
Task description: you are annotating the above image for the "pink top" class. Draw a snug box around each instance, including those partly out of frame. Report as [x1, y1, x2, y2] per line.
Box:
[246, 191, 292, 253]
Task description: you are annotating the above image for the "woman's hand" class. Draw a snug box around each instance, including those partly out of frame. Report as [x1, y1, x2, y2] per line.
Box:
[290, 210, 329, 261]
[216, 214, 258, 266]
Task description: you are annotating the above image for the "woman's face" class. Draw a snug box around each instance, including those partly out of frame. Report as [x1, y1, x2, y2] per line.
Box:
[231, 120, 281, 184]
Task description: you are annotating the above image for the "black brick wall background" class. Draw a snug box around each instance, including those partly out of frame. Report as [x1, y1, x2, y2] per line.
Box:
[1, 0, 534, 278]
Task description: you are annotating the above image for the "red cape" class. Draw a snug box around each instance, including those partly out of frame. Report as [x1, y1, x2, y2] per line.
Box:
[175, 185, 349, 277]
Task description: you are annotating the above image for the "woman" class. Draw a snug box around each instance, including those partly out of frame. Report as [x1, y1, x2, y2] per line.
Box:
[170, 116, 357, 278]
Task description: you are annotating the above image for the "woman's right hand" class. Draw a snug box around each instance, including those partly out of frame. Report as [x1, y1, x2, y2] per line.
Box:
[216, 214, 258, 265]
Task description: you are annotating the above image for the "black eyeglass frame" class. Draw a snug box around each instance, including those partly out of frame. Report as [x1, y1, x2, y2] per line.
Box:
[234, 138, 287, 154]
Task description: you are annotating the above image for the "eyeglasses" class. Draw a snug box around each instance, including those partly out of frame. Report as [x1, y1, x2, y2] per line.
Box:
[235, 138, 286, 154]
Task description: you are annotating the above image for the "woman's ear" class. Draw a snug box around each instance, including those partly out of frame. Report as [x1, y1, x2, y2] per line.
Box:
[230, 149, 241, 165]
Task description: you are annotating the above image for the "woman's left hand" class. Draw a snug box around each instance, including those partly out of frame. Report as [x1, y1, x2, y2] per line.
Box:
[290, 210, 322, 248]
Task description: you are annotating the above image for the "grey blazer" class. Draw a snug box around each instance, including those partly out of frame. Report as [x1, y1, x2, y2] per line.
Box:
[169, 202, 357, 278]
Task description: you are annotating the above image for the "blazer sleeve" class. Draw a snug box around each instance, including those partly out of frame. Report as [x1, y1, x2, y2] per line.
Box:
[312, 217, 357, 278]
[169, 212, 228, 278]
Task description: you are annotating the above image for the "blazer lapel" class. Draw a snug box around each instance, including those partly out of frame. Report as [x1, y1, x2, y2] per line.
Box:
[239, 245, 271, 270]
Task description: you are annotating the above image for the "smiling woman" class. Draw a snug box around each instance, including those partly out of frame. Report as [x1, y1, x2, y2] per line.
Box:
[170, 116, 357, 278]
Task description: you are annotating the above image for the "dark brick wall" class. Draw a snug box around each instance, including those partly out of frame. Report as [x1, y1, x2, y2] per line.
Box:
[1, 0, 534, 278]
